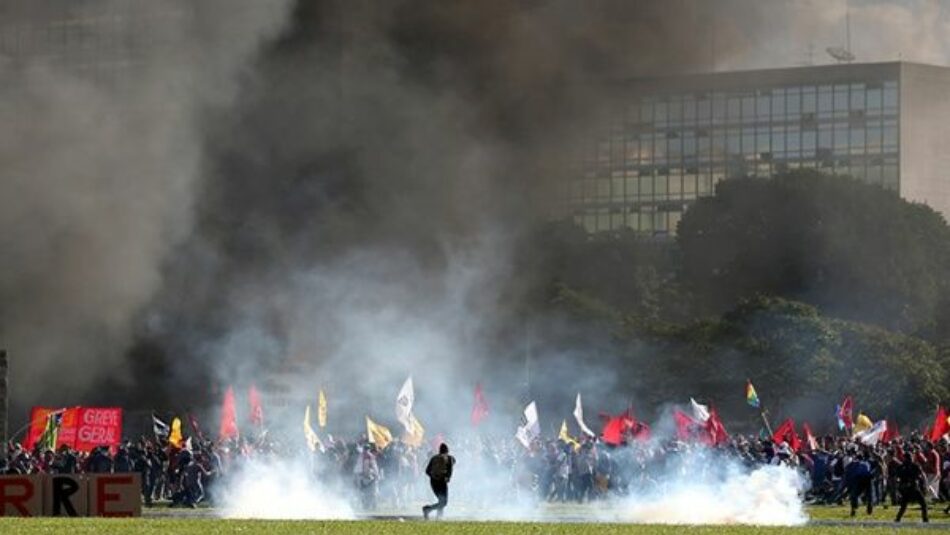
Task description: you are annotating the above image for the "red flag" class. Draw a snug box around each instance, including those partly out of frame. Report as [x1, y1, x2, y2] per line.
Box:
[188, 413, 206, 443]
[929, 406, 948, 442]
[471, 383, 489, 426]
[673, 409, 698, 441]
[705, 408, 729, 445]
[249, 385, 264, 428]
[602, 416, 625, 445]
[838, 396, 854, 431]
[802, 422, 818, 451]
[883, 420, 900, 442]
[219, 386, 240, 441]
[773, 418, 802, 452]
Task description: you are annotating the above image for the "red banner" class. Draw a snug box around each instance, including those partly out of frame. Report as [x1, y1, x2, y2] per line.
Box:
[23, 407, 122, 452]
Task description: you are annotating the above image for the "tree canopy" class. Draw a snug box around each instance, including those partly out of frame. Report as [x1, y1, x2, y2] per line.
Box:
[677, 170, 950, 336]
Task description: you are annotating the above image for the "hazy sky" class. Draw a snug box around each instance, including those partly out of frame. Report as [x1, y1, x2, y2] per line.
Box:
[722, 0, 950, 70]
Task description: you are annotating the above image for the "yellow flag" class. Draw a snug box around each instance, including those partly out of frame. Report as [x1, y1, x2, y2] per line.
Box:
[303, 405, 321, 452]
[169, 417, 183, 448]
[403, 413, 425, 448]
[853, 413, 873, 435]
[558, 419, 580, 451]
[318, 390, 328, 428]
[366, 416, 392, 449]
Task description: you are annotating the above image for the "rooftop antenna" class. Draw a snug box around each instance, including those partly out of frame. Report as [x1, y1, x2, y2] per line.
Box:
[826, 1, 855, 63]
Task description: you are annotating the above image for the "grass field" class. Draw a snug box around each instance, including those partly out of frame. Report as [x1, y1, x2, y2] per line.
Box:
[0, 505, 942, 535]
[0, 519, 942, 535]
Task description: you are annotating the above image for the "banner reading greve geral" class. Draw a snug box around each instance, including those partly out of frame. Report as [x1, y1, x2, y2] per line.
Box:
[24, 407, 123, 452]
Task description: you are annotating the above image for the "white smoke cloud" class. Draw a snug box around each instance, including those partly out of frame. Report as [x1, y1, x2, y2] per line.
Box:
[220, 458, 355, 520]
[621, 453, 808, 526]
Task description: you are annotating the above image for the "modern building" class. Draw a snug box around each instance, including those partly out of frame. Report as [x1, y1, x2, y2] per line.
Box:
[565, 62, 950, 235]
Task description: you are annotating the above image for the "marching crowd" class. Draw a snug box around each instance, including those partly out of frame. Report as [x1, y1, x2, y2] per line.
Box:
[0, 425, 948, 523]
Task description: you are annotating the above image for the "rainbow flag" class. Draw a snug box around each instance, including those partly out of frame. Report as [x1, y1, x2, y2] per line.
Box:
[746, 380, 760, 408]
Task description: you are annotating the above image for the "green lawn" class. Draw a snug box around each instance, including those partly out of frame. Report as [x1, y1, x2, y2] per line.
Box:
[806, 504, 939, 523]
[0, 518, 940, 535]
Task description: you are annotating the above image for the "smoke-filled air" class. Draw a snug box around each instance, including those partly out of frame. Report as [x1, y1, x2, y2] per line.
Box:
[3, 0, 950, 528]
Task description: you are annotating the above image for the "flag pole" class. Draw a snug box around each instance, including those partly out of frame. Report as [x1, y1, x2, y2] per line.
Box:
[760, 407, 773, 436]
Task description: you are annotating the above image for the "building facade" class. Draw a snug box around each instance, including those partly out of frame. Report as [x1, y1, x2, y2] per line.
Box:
[565, 62, 950, 235]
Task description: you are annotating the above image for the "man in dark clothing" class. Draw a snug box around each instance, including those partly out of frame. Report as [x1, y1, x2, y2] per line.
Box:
[422, 443, 455, 520]
[894, 452, 929, 523]
[845, 453, 873, 516]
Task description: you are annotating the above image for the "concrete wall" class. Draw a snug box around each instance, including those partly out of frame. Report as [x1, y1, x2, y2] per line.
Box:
[899, 63, 950, 222]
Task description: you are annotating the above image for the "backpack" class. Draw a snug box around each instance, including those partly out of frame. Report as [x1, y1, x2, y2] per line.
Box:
[428, 454, 450, 480]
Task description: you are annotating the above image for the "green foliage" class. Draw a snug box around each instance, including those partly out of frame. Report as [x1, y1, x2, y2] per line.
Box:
[676, 170, 950, 335]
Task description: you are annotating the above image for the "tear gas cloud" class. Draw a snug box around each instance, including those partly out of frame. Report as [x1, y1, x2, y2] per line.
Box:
[220, 458, 354, 520]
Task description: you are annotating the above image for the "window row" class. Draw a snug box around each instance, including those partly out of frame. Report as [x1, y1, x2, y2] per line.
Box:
[588, 123, 898, 164]
[626, 81, 899, 127]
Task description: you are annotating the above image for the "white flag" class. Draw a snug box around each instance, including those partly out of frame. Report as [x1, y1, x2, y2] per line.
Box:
[856, 420, 887, 446]
[573, 393, 596, 437]
[690, 398, 710, 423]
[396, 376, 414, 432]
[515, 401, 541, 448]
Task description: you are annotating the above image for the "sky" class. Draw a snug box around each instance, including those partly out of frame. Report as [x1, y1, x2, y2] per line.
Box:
[722, 0, 950, 71]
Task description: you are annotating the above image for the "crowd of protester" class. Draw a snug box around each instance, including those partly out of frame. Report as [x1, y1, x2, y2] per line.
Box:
[1, 426, 948, 523]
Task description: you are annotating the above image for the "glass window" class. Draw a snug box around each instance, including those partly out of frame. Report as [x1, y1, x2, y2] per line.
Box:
[818, 88, 833, 114]
[802, 87, 817, 113]
[684, 132, 697, 156]
[867, 87, 882, 109]
[883, 124, 898, 148]
[684, 176, 697, 197]
[639, 212, 653, 232]
[612, 177, 625, 201]
[697, 175, 712, 195]
[834, 127, 849, 149]
[727, 130, 741, 154]
[787, 126, 801, 152]
[884, 85, 898, 109]
[851, 85, 866, 109]
[757, 93, 770, 117]
[727, 97, 741, 119]
[851, 128, 865, 149]
[787, 87, 801, 115]
[771, 89, 785, 116]
[597, 179, 611, 199]
[655, 176, 668, 198]
[834, 84, 849, 110]
[818, 125, 832, 149]
[757, 130, 770, 153]
[625, 176, 638, 197]
[802, 130, 817, 155]
[742, 128, 755, 154]
[597, 210, 610, 231]
[669, 176, 682, 197]
[867, 125, 882, 150]
[640, 175, 654, 196]
[654, 212, 668, 232]
[772, 129, 786, 154]
[742, 96, 755, 118]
